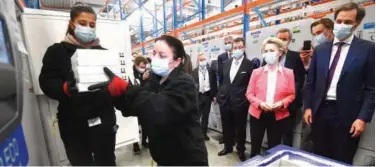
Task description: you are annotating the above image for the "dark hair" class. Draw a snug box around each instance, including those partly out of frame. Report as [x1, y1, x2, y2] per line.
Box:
[146, 57, 152, 63]
[335, 2, 365, 23]
[155, 35, 186, 60]
[310, 18, 334, 34]
[233, 37, 245, 45]
[66, 2, 97, 35]
[134, 56, 148, 66]
[276, 28, 292, 40]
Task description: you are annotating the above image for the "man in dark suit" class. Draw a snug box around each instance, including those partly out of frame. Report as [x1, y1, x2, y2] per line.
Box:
[304, 3, 374, 164]
[217, 37, 254, 161]
[263, 28, 306, 147]
[216, 36, 233, 144]
[192, 53, 218, 141]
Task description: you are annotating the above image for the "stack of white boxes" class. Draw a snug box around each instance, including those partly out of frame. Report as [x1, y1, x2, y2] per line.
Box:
[71, 49, 127, 92]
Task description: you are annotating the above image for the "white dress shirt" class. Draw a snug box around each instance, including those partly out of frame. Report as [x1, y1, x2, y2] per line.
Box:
[199, 66, 211, 93]
[230, 56, 244, 83]
[265, 65, 282, 105]
[326, 34, 354, 100]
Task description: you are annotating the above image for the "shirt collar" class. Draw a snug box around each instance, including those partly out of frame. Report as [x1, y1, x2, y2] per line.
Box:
[333, 33, 354, 45]
[264, 65, 282, 72]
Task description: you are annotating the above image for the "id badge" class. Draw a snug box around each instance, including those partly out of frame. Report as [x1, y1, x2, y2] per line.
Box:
[88, 117, 102, 127]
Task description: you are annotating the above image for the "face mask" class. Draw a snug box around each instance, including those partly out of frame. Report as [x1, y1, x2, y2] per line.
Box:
[137, 67, 146, 73]
[333, 23, 353, 39]
[74, 24, 96, 43]
[224, 44, 232, 51]
[314, 33, 329, 46]
[151, 58, 170, 77]
[232, 49, 243, 59]
[199, 61, 207, 67]
[263, 52, 279, 65]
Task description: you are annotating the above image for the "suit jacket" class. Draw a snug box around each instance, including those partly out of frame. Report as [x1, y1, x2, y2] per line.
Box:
[217, 56, 254, 109]
[217, 52, 231, 86]
[304, 37, 375, 126]
[246, 66, 295, 121]
[262, 50, 305, 113]
[192, 64, 218, 100]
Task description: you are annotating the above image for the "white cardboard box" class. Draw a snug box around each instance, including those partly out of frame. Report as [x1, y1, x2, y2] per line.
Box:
[71, 49, 126, 66]
[72, 66, 125, 75]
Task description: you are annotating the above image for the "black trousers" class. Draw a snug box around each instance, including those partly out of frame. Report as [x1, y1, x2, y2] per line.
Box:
[311, 100, 360, 164]
[221, 104, 248, 152]
[250, 112, 286, 157]
[58, 117, 117, 166]
[199, 91, 212, 135]
[282, 109, 298, 147]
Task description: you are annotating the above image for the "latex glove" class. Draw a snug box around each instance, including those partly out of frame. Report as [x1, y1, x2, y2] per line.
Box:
[271, 101, 284, 110]
[88, 67, 129, 96]
[350, 119, 366, 138]
[304, 109, 313, 125]
[63, 79, 78, 96]
[260, 102, 273, 112]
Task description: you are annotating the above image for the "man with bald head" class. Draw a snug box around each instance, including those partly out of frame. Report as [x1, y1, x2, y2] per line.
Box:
[192, 53, 218, 141]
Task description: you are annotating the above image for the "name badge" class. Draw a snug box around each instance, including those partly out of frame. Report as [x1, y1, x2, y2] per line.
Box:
[88, 117, 102, 127]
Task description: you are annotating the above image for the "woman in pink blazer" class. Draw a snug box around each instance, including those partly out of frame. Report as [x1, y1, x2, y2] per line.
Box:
[246, 37, 295, 158]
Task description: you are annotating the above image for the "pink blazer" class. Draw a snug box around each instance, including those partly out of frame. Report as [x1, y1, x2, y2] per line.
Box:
[245, 67, 295, 121]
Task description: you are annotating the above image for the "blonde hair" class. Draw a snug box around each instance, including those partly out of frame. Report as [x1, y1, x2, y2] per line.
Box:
[262, 37, 287, 54]
[197, 53, 206, 63]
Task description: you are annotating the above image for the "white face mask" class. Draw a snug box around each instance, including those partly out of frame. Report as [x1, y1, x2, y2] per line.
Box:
[137, 67, 146, 73]
[263, 52, 279, 65]
[199, 61, 207, 67]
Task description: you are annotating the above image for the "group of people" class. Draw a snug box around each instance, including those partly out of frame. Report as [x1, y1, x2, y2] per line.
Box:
[38, 1, 373, 166]
[193, 2, 373, 165]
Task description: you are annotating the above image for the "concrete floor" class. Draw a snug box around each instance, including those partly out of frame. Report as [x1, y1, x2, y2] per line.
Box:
[115, 130, 252, 166]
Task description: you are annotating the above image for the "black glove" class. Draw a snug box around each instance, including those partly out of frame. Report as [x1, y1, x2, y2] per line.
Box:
[63, 79, 78, 96]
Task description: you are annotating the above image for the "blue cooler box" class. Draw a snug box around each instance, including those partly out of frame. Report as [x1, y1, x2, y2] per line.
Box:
[238, 145, 350, 166]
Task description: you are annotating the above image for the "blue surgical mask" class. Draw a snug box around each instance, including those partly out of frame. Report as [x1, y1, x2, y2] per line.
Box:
[314, 33, 330, 46]
[151, 58, 170, 77]
[74, 24, 96, 43]
[224, 44, 232, 51]
[263, 52, 279, 65]
[232, 49, 243, 59]
[333, 23, 353, 39]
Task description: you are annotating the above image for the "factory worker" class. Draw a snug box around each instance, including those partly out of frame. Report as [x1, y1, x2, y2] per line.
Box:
[38, 3, 116, 166]
[89, 35, 208, 166]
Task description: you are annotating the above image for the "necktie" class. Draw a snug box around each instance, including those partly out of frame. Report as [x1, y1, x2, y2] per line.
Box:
[326, 42, 345, 91]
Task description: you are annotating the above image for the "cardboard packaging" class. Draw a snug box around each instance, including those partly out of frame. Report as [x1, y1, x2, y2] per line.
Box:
[71, 49, 128, 92]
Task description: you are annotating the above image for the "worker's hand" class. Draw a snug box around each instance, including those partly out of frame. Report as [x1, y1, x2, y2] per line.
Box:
[350, 119, 366, 138]
[300, 50, 313, 65]
[260, 102, 273, 112]
[143, 71, 150, 80]
[88, 67, 129, 96]
[63, 79, 78, 97]
[271, 101, 284, 110]
[304, 109, 313, 125]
